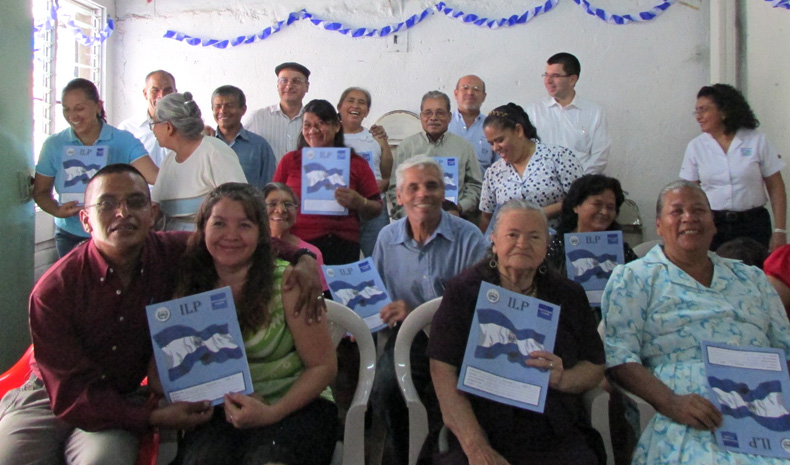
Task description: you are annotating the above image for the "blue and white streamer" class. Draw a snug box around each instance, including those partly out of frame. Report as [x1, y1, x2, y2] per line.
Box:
[33, 5, 114, 46]
[162, 0, 680, 49]
[571, 0, 675, 25]
[766, 0, 790, 9]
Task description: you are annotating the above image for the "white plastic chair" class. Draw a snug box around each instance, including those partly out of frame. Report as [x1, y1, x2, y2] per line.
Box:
[393, 297, 442, 465]
[632, 239, 663, 258]
[325, 300, 377, 465]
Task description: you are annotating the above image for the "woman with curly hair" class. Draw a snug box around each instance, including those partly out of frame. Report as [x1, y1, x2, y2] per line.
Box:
[170, 182, 337, 465]
[680, 83, 787, 251]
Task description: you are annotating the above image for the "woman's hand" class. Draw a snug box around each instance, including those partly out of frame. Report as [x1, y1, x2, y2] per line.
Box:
[663, 392, 722, 431]
[370, 124, 388, 142]
[526, 350, 564, 389]
[334, 187, 366, 210]
[56, 201, 82, 218]
[223, 392, 280, 429]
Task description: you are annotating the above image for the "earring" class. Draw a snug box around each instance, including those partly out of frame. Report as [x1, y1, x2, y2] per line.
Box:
[488, 257, 498, 269]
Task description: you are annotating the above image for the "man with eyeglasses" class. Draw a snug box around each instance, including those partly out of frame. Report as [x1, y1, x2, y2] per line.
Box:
[388, 90, 482, 221]
[118, 70, 177, 167]
[448, 75, 496, 175]
[525, 52, 611, 175]
[244, 62, 310, 161]
[211, 85, 276, 189]
[0, 164, 328, 464]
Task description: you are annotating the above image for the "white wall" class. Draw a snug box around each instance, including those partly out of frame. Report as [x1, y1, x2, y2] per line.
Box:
[742, 2, 790, 223]
[109, 0, 713, 241]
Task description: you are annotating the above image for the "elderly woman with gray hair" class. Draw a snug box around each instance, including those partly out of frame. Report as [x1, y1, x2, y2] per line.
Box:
[151, 92, 247, 230]
[426, 199, 605, 465]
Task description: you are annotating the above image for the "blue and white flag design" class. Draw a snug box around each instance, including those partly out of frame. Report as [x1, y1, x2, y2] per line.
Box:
[444, 173, 457, 189]
[474, 309, 545, 366]
[63, 159, 102, 188]
[329, 279, 388, 310]
[153, 324, 243, 381]
[566, 249, 618, 283]
[709, 377, 790, 432]
[304, 163, 347, 192]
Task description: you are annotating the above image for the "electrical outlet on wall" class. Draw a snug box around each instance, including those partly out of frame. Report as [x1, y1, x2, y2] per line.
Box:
[386, 32, 407, 52]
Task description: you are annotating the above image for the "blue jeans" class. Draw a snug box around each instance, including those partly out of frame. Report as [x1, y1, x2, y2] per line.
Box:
[54, 227, 88, 258]
[359, 207, 390, 258]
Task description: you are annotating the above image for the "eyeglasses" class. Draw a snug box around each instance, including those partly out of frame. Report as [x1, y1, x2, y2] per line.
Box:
[277, 77, 306, 86]
[692, 106, 715, 116]
[459, 84, 483, 93]
[420, 110, 449, 119]
[541, 73, 571, 80]
[148, 119, 168, 130]
[84, 194, 150, 213]
[265, 201, 297, 210]
[303, 120, 330, 131]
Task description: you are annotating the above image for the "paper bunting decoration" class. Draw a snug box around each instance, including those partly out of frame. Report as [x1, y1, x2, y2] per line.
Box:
[33, 5, 114, 46]
[571, 0, 676, 24]
[767, 0, 790, 9]
[162, 0, 674, 49]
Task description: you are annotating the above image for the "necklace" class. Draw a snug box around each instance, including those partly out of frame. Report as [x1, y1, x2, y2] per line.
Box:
[499, 272, 537, 297]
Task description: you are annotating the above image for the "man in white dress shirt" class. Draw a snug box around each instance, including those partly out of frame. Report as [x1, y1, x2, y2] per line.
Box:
[243, 62, 310, 161]
[525, 53, 610, 175]
[117, 70, 177, 167]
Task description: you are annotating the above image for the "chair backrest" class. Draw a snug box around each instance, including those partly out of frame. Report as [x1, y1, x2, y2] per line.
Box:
[393, 297, 442, 465]
[633, 239, 663, 258]
[325, 300, 377, 465]
[0, 345, 33, 396]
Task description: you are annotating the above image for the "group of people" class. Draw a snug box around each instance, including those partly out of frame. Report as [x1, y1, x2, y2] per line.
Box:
[2, 49, 789, 465]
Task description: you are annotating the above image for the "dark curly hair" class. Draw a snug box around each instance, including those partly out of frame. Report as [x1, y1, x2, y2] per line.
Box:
[697, 84, 759, 135]
[297, 99, 345, 149]
[174, 183, 275, 334]
[483, 103, 540, 142]
[556, 174, 625, 234]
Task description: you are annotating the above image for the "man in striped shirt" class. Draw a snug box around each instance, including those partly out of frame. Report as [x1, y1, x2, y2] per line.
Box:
[244, 62, 311, 161]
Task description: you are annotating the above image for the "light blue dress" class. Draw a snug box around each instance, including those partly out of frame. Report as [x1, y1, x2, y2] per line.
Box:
[602, 245, 790, 464]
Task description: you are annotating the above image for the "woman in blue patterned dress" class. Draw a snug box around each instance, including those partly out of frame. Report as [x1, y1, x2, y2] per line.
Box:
[603, 180, 790, 464]
[478, 103, 583, 233]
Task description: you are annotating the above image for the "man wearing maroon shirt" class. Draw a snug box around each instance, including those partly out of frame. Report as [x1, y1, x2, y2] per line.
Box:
[0, 164, 324, 464]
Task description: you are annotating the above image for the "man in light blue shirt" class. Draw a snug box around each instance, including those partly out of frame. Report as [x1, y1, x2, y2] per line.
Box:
[371, 155, 488, 465]
[212, 85, 276, 189]
[448, 75, 497, 176]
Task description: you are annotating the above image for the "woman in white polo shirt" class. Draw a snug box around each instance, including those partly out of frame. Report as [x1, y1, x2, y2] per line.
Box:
[680, 83, 786, 251]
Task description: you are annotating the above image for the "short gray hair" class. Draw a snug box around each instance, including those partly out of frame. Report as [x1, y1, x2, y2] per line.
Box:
[420, 90, 451, 112]
[655, 180, 710, 217]
[491, 199, 548, 237]
[395, 155, 443, 190]
[155, 91, 204, 140]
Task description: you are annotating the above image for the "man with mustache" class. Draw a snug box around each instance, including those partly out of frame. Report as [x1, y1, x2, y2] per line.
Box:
[0, 164, 324, 464]
[387, 91, 482, 221]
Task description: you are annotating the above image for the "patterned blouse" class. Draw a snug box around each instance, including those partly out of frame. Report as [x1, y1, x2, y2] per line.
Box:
[479, 142, 582, 227]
